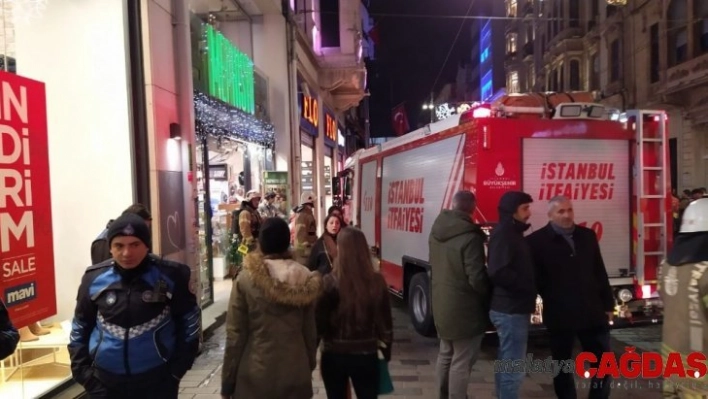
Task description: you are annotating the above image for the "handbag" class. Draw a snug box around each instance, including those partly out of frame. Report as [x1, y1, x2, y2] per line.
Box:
[378, 345, 394, 395]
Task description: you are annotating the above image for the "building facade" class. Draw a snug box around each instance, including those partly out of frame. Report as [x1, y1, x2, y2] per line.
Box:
[504, 0, 708, 193]
[474, 0, 507, 101]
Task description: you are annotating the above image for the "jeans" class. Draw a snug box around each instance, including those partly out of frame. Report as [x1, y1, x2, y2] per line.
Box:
[549, 326, 612, 399]
[435, 334, 485, 399]
[489, 310, 530, 399]
[320, 352, 379, 399]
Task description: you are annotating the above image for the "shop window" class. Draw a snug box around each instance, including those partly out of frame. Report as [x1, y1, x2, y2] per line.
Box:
[667, 0, 688, 66]
[559, 62, 565, 91]
[320, 0, 340, 48]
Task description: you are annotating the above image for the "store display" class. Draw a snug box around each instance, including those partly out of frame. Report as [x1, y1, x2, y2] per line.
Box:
[0, 321, 71, 398]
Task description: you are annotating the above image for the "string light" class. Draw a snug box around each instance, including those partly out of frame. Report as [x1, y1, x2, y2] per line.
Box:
[194, 90, 275, 148]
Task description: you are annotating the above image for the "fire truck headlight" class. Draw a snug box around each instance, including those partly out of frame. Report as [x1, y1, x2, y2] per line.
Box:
[618, 288, 633, 303]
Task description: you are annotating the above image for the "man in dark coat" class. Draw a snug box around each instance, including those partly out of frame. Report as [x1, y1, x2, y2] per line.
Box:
[526, 195, 614, 399]
[429, 191, 491, 399]
[487, 191, 536, 399]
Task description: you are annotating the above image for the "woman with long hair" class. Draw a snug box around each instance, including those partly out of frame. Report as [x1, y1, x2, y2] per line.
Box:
[307, 214, 342, 274]
[316, 227, 393, 399]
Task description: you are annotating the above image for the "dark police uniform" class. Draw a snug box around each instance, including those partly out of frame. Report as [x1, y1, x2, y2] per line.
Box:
[68, 255, 200, 398]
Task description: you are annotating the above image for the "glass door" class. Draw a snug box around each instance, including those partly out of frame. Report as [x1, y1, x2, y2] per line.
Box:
[196, 139, 214, 308]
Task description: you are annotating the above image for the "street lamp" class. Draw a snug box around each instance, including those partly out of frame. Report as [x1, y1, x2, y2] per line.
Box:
[421, 103, 434, 110]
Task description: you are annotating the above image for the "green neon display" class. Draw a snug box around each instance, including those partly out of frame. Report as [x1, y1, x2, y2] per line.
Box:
[206, 24, 255, 114]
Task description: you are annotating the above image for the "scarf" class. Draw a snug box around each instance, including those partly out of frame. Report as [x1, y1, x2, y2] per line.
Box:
[551, 222, 576, 254]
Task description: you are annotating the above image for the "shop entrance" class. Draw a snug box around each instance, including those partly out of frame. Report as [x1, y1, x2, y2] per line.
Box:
[196, 135, 268, 308]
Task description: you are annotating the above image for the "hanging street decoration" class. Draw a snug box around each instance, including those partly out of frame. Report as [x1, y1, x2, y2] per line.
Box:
[194, 90, 275, 148]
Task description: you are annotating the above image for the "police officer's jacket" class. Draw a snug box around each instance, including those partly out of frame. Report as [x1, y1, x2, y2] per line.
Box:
[659, 232, 708, 397]
[68, 255, 200, 386]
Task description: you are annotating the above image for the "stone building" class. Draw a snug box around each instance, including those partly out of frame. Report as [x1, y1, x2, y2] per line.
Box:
[504, 0, 708, 192]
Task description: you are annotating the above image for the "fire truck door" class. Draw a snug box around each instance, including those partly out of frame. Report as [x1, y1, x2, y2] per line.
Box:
[359, 160, 380, 259]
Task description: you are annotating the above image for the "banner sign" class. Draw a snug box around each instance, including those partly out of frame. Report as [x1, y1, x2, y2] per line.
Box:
[0, 71, 56, 328]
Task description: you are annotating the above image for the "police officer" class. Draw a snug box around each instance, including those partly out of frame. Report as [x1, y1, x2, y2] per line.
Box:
[659, 198, 708, 397]
[68, 213, 201, 399]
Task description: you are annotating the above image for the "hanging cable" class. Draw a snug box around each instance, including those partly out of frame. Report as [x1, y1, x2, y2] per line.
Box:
[430, 0, 476, 96]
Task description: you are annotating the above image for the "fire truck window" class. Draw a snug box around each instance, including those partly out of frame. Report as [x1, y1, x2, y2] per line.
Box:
[559, 105, 581, 117]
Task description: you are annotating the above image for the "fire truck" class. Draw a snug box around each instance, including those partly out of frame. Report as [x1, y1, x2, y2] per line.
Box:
[334, 92, 670, 337]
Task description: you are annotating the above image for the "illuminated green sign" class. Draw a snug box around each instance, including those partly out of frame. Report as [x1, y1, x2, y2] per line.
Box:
[206, 24, 255, 114]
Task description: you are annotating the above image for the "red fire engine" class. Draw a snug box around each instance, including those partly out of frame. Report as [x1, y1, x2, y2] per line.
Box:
[334, 92, 669, 337]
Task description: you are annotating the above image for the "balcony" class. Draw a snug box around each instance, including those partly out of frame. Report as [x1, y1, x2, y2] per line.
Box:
[548, 27, 585, 49]
[318, 50, 367, 112]
[663, 53, 708, 95]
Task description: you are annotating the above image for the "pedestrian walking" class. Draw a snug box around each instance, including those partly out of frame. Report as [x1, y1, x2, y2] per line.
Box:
[316, 226, 393, 399]
[221, 217, 322, 399]
[429, 190, 491, 399]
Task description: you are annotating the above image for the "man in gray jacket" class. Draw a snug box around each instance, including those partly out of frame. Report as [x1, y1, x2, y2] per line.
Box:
[429, 191, 491, 399]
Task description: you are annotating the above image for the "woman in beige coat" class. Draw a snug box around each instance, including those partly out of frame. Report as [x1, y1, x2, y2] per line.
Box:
[221, 217, 322, 399]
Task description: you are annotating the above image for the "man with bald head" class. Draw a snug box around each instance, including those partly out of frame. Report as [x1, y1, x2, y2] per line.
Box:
[526, 195, 615, 399]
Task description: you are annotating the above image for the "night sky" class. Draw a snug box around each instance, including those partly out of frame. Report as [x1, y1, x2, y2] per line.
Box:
[367, 0, 474, 137]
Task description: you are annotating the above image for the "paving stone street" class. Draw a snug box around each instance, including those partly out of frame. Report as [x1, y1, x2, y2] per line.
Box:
[179, 299, 665, 399]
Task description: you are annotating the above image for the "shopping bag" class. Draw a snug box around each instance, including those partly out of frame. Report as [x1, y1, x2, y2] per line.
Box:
[378, 349, 394, 395]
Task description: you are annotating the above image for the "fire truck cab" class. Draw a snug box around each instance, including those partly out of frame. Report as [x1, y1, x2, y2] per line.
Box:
[334, 92, 669, 337]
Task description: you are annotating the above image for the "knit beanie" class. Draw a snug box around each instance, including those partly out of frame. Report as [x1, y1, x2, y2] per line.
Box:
[258, 217, 291, 255]
[107, 213, 151, 248]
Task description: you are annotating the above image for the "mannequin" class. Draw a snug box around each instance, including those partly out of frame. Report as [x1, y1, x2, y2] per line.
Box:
[18, 321, 50, 342]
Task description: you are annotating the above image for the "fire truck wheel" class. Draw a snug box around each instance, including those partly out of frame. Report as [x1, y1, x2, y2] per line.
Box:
[408, 272, 436, 337]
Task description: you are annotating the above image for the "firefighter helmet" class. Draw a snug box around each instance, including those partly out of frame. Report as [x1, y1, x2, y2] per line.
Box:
[679, 198, 708, 233]
[246, 190, 261, 201]
[300, 191, 315, 205]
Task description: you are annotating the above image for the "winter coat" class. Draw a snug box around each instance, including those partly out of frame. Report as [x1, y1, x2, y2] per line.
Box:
[307, 233, 337, 275]
[316, 273, 394, 361]
[237, 202, 262, 245]
[429, 209, 491, 340]
[658, 233, 708, 396]
[221, 251, 322, 399]
[0, 300, 19, 361]
[486, 192, 537, 314]
[526, 223, 614, 331]
[293, 205, 318, 264]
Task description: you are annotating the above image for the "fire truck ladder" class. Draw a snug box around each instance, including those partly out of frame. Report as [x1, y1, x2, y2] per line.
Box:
[626, 110, 669, 288]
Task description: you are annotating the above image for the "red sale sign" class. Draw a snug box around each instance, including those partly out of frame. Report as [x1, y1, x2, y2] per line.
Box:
[0, 71, 56, 328]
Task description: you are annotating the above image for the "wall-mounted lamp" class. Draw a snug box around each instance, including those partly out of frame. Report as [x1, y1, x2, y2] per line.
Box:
[169, 123, 181, 140]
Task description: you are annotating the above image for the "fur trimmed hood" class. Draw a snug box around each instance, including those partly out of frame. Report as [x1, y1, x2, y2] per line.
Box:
[243, 251, 322, 307]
